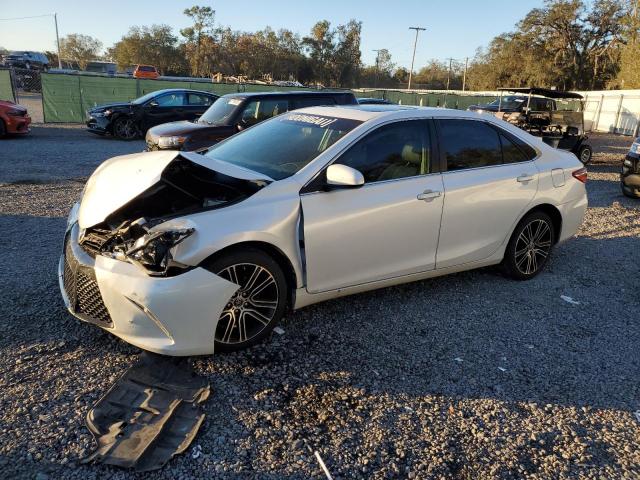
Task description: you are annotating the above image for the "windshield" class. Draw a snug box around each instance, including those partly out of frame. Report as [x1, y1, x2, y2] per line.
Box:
[489, 96, 527, 109]
[198, 97, 243, 125]
[204, 112, 362, 180]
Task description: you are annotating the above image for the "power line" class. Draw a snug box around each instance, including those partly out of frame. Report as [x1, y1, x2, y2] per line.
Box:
[0, 14, 55, 21]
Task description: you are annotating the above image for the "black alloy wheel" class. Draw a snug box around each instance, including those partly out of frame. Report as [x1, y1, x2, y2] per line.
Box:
[502, 211, 555, 280]
[113, 117, 139, 140]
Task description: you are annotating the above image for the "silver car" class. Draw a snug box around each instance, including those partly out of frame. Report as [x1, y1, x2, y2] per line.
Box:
[60, 105, 588, 355]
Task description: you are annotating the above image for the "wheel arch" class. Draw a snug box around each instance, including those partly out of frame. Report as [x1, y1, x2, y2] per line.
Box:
[520, 203, 563, 244]
[199, 241, 298, 310]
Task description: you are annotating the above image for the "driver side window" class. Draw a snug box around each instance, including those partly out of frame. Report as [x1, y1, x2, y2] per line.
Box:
[154, 92, 186, 107]
[335, 120, 431, 183]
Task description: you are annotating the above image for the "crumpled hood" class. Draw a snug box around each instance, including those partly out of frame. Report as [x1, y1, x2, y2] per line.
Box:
[78, 151, 272, 229]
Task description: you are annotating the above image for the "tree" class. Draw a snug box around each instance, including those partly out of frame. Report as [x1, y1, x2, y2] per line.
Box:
[180, 6, 216, 76]
[466, 0, 626, 90]
[59, 34, 102, 69]
[616, 0, 640, 88]
[108, 25, 186, 75]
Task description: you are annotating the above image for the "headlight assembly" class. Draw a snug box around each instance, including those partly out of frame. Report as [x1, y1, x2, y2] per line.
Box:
[630, 142, 640, 154]
[125, 228, 194, 276]
[158, 136, 186, 148]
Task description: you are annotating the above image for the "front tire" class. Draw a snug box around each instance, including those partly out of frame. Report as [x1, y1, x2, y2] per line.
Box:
[0, 119, 6, 138]
[206, 248, 287, 352]
[112, 117, 139, 140]
[502, 211, 555, 280]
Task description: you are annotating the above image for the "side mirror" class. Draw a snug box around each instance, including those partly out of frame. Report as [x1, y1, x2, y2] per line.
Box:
[326, 164, 365, 188]
[148, 100, 159, 108]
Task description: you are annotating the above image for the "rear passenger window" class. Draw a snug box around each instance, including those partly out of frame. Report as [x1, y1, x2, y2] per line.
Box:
[188, 93, 214, 106]
[499, 133, 528, 163]
[439, 120, 502, 171]
[292, 97, 336, 109]
[336, 120, 431, 183]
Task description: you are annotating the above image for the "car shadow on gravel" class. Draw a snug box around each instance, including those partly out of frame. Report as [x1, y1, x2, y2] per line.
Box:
[203, 235, 639, 413]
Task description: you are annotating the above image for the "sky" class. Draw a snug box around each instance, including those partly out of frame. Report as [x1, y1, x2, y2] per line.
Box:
[0, 0, 543, 71]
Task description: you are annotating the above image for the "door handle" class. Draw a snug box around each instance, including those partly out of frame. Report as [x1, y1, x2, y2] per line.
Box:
[417, 189, 442, 201]
[517, 174, 535, 183]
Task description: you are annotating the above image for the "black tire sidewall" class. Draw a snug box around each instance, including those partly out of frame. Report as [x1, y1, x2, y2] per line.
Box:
[579, 145, 592, 165]
[205, 248, 288, 352]
[0, 119, 6, 137]
[113, 117, 138, 140]
[503, 211, 555, 281]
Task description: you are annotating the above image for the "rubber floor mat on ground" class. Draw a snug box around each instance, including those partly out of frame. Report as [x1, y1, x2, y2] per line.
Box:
[83, 352, 210, 472]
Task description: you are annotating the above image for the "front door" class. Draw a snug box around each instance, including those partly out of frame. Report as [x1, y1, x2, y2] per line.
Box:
[142, 91, 187, 130]
[301, 120, 444, 293]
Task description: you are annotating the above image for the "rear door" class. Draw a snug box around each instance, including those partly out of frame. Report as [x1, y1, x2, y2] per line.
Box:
[186, 92, 216, 121]
[435, 119, 539, 268]
[301, 119, 444, 293]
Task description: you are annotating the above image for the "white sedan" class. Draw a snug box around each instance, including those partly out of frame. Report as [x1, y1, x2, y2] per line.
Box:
[59, 105, 588, 355]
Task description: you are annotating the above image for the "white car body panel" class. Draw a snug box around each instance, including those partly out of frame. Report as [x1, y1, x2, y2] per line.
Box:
[301, 174, 444, 292]
[60, 105, 588, 355]
[437, 161, 539, 268]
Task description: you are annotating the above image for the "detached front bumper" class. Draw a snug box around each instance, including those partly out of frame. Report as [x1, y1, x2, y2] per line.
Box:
[59, 221, 239, 356]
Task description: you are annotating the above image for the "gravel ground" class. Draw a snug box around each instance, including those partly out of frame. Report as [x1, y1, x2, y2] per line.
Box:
[0, 126, 639, 479]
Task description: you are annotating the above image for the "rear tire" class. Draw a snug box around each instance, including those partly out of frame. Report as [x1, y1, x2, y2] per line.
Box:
[578, 144, 593, 165]
[205, 248, 288, 352]
[502, 211, 555, 281]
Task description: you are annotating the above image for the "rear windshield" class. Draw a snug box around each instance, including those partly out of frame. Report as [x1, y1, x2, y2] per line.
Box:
[198, 97, 243, 126]
[138, 66, 156, 72]
[204, 113, 362, 180]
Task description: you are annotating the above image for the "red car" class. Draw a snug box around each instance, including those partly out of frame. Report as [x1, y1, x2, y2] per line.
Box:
[0, 100, 31, 137]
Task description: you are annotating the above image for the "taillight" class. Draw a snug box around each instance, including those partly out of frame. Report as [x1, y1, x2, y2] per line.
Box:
[572, 167, 587, 184]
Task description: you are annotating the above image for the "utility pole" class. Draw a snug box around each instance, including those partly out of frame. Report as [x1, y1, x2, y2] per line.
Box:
[373, 49, 381, 88]
[462, 57, 468, 92]
[407, 27, 426, 90]
[445, 57, 454, 91]
[54, 13, 62, 68]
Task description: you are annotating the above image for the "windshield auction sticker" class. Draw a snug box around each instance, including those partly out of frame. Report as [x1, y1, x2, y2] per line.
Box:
[284, 113, 338, 128]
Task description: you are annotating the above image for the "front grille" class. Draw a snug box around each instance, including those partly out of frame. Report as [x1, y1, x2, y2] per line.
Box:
[75, 270, 111, 324]
[62, 235, 112, 327]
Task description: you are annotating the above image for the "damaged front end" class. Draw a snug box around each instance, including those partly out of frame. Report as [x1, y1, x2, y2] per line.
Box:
[78, 154, 269, 276]
[59, 152, 270, 355]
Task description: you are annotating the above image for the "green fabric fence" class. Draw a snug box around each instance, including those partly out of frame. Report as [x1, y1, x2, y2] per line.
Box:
[355, 89, 497, 109]
[40, 73, 500, 123]
[41, 73, 305, 123]
[0, 69, 15, 102]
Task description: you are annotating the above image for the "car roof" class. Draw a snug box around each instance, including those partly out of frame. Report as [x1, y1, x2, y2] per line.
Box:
[294, 105, 502, 122]
[222, 90, 353, 100]
[498, 87, 583, 100]
[147, 88, 218, 96]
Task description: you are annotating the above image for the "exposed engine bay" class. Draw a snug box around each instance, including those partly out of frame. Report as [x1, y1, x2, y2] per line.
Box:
[78, 156, 268, 275]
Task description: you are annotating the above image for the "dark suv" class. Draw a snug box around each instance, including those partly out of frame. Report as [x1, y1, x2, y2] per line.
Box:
[145, 90, 358, 151]
[622, 137, 640, 198]
[3, 51, 49, 70]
